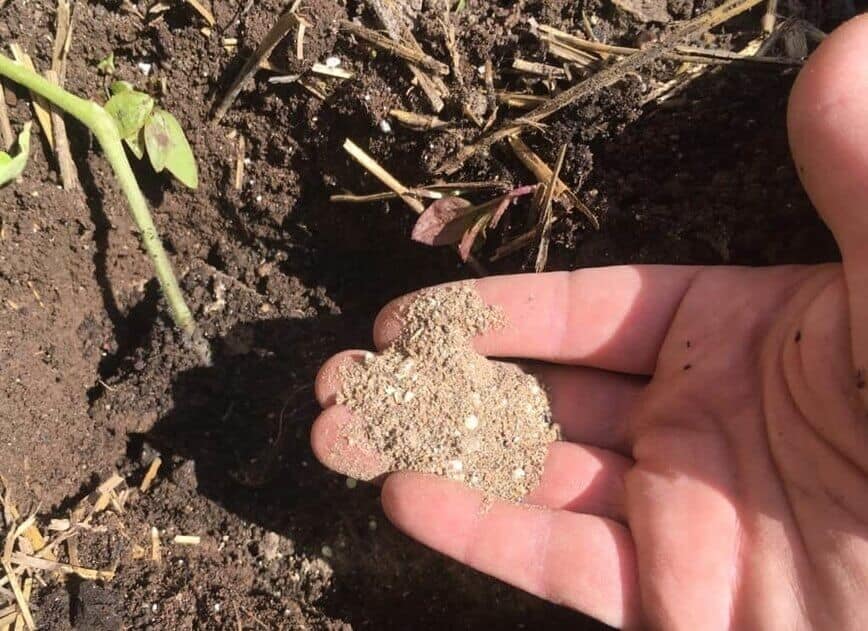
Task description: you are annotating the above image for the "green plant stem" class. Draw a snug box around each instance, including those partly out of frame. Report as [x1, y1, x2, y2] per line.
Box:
[0, 53, 196, 336]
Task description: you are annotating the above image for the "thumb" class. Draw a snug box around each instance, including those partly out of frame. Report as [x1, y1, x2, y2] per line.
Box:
[788, 14, 868, 378]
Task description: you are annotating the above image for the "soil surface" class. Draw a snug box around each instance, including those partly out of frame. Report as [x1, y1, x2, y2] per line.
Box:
[0, 0, 850, 629]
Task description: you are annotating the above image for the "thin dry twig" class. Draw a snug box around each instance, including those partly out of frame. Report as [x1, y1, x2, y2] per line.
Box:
[213, 8, 301, 121]
[9, 44, 54, 150]
[535, 144, 567, 272]
[497, 91, 548, 109]
[511, 59, 566, 79]
[439, 0, 463, 87]
[438, 0, 767, 174]
[139, 457, 163, 493]
[51, 0, 74, 83]
[508, 135, 597, 228]
[0, 562, 33, 631]
[185, 0, 216, 26]
[762, 0, 778, 34]
[330, 180, 508, 203]
[363, 3, 447, 111]
[310, 63, 353, 79]
[0, 82, 13, 150]
[340, 19, 449, 76]
[390, 109, 450, 130]
[45, 69, 80, 191]
[343, 139, 424, 214]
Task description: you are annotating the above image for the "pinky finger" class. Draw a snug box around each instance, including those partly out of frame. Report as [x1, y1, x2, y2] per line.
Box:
[382, 473, 640, 628]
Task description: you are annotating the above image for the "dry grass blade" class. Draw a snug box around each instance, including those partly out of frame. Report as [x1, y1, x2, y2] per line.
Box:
[362, 3, 447, 111]
[0, 563, 32, 631]
[343, 139, 424, 214]
[508, 135, 598, 228]
[140, 457, 163, 493]
[535, 144, 567, 272]
[310, 63, 353, 79]
[0, 82, 13, 150]
[340, 19, 449, 76]
[390, 108, 450, 130]
[185, 0, 216, 26]
[213, 8, 301, 121]
[9, 552, 115, 581]
[512, 59, 566, 79]
[12, 577, 31, 631]
[762, 0, 777, 34]
[541, 26, 798, 65]
[544, 39, 598, 67]
[497, 91, 548, 109]
[438, 0, 766, 174]
[9, 45, 53, 150]
[45, 69, 80, 191]
[150, 526, 161, 563]
[330, 181, 508, 203]
[233, 135, 246, 191]
[51, 0, 74, 82]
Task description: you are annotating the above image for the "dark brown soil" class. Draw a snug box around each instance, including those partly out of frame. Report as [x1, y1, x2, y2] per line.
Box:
[0, 0, 851, 628]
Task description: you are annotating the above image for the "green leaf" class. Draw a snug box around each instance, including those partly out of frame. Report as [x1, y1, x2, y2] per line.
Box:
[105, 90, 154, 140]
[124, 129, 146, 160]
[97, 52, 115, 75]
[110, 80, 134, 95]
[0, 123, 32, 187]
[143, 109, 198, 189]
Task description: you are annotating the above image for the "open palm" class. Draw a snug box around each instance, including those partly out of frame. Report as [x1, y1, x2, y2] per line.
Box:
[313, 17, 868, 629]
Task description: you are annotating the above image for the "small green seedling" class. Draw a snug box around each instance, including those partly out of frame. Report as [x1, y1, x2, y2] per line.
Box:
[96, 52, 116, 75]
[0, 54, 206, 359]
[105, 82, 198, 188]
[0, 123, 31, 187]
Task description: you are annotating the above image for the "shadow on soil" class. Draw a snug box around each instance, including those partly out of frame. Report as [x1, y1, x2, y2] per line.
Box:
[144, 314, 600, 629]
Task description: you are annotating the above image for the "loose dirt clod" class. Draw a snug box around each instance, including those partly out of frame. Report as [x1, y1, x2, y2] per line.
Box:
[337, 283, 559, 502]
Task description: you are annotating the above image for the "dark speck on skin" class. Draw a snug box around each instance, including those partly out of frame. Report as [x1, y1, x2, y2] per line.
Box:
[683, 364, 692, 371]
[794, 330, 802, 343]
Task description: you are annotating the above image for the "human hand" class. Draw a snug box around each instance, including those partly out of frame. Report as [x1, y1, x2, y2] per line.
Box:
[312, 16, 868, 629]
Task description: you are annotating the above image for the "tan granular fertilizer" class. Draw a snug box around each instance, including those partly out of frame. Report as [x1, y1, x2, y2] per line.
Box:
[336, 282, 559, 502]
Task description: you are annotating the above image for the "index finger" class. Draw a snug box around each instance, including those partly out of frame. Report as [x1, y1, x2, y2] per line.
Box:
[373, 267, 700, 375]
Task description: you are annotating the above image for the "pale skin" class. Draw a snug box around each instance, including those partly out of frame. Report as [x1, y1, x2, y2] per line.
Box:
[312, 16, 868, 629]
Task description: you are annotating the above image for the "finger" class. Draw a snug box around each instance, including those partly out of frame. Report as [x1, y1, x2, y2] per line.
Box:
[531, 363, 642, 452]
[314, 350, 365, 407]
[312, 403, 631, 518]
[316, 352, 642, 453]
[525, 441, 630, 522]
[382, 473, 640, 628]
[373, 269, 700, 375]
[788, 15, 868, 391]
[310, 405, 388, 480]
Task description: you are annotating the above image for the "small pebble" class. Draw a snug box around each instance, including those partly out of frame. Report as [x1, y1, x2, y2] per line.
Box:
[363, 351, 375, 364]
[321, 545, 333, 558]
[464, 414, 479, 430]
[379, 119, 392, 134]
[512, 467, 526, 480]
[324, 56, 341, 67]
[345, 477, 358, 489]
[138, 62, 153, 76]
[449, 459, 464, 472]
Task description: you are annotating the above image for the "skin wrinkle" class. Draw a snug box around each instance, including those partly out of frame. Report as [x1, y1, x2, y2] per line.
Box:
[761, 307, 819, 626]
[780, 273, 868, 495]
[535, 508, 559, 605]
[460, 492, 488, 571]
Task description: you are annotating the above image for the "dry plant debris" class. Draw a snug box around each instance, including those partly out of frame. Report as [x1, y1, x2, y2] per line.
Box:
[337, 283, 559, 502]
[437, 0, 768, 175]
[1, 472, 131, 630]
